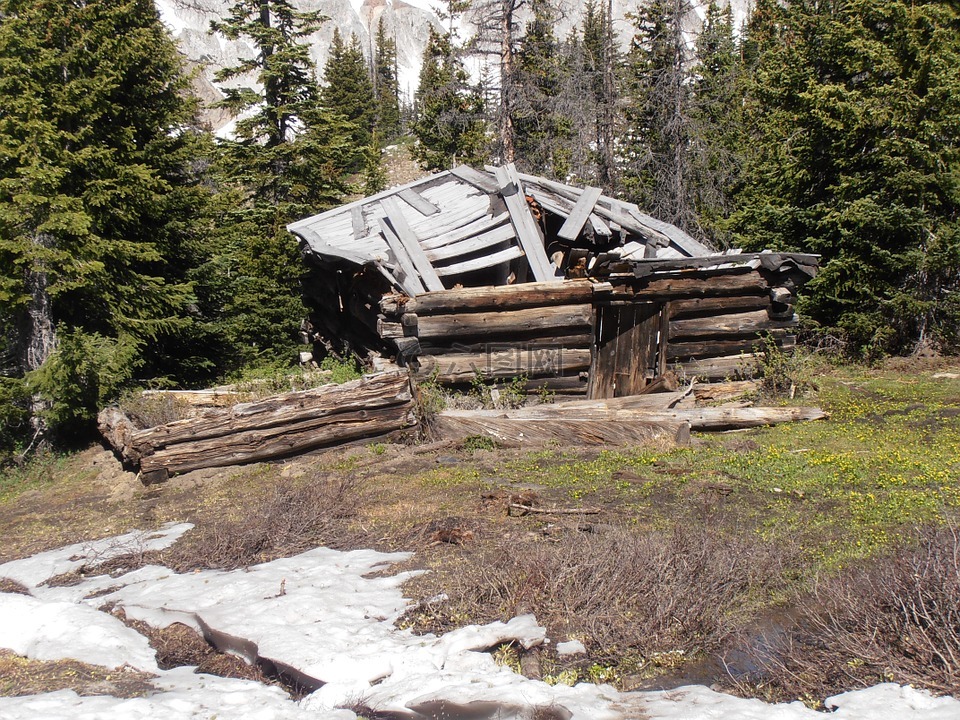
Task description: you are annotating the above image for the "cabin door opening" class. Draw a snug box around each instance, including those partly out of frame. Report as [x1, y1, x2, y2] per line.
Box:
[588, 302, 667, 399]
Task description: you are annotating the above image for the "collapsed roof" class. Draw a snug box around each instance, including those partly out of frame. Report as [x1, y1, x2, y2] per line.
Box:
[286, 164, 719, 294]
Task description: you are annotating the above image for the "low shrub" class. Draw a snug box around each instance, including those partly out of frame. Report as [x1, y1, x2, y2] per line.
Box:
[164, 476, 360, 571]
[748, 525, 960, 702]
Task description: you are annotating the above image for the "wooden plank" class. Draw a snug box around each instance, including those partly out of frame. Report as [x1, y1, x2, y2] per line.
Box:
[434, 245, 525, 277]
[425, 223, 515, 263]
[420, 213, 510, 251]
[380, 196, 445, 292]
[416, 348, 592, 384]
[667, 335, 782, 362]
[496, 164, 554, 282]
[449, 164, 499, 193]
[558, 186, 603, 241]
[614, 303, 661, 397]
[627, 209, 713, 257]
[351, 206, 366, 240]
[398, 187, 440, 216]
[588, 304, 619, 399]
[413, 304, 593, 340]
[378, 218, 426, 296]
[388, 279, 594, 315]
[670, 295, 770, 320]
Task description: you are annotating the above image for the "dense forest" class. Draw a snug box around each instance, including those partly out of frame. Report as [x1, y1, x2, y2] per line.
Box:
[0, 0, 958, 457]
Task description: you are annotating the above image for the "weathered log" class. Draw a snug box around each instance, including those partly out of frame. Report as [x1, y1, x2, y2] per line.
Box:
[139, 404, 416, 475]
[439, 403, 826, 431]
[418, 333, 593, 355]
[381, 279, 596, 316]
[693, 381, 761, 404]
[112, 371, 413, 461]
[670, 295, 770, 320]
[677, 354, 759, 381]
[434, 413, 688, 447]
[97, 407, 140, 463]
[607, 271, 770, 300]
[408, 304, 592, 340]
[417, 348, 592, 384]
[670, 310, 798, 341]
[666, 332, 788, 362]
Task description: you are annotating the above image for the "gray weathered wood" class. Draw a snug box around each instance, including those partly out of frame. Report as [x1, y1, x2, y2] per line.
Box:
[433, 413, 686, 447]
[417, 348, 592, 383]
[398, 187, 440, 216]
[496, 165, 554, 282]
[425, 224, 515, 263]
[449, 164, 500, 193]
[411, 303, 592, 340]
[382, 280, 594, 316]
[420, 213, 510, 251]
[670, 310, 798, 340]
[380, 196, 444, 292]
[351, 206, 366, 240]
[558, 186, 603, 241]
[434, 245, 525, 277]
[378, 217, 426, 296]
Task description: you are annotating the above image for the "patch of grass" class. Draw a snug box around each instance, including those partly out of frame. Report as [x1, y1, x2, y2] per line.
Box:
[0, 649, 157, 698]
[0, 450, 94, 503]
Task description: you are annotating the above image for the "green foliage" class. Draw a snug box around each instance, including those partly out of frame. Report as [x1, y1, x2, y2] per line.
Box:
[730, 0, 960, 355]
[209, 1, 357, 368]
[374, 19, 402, 141]
[0, 377, 29, 462]
[321, 29, 377, 151]
[318, 355, 363, 384]
[29, 330, 139, 440]
[412, 26, 487, 171]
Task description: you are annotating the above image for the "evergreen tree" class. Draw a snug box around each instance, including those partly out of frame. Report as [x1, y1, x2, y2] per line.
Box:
[731, 0, 960, 354]
[0, 0, 214, 443]
[582, 0, 617, 188]
[689, 1, 745, 245]
[211, 1, 356, 366]
[513, 0, 570, 178]
[621, 0, 699, 232]
[412, 25, 487, 171]
[374, 19, 402, 140]
[321, 29, 377, 150]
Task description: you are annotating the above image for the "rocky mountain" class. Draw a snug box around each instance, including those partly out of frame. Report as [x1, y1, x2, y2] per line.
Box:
[155, 0, 753, 134]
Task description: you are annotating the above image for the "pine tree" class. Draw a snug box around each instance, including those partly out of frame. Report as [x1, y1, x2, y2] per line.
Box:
[412, 25, 487, 171]
[210, 0, 356, 366]
[731, 0, 960, 354]
[621, 0, 698, 232]
[374, 19, 402, 141]
[689, 1, 746, 245]
[0, 0, 214, 442]
[513, 0, 569, 177]
[321, 29, 377, 151]
[582, 0, 617, 188]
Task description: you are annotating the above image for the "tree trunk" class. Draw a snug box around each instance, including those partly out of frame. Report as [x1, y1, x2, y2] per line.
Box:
[499, 0, 516, 163]
[17, 232, 58, 447]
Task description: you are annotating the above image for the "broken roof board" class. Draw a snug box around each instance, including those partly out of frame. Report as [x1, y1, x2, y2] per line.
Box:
[286, 165, 715, 296]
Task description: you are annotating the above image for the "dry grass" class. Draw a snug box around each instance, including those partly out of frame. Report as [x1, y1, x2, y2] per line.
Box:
[0, 649, 157, 698]
[405, 521, 794, 677]
[743, 525, 960, 702]
[161, 475, 363, 571]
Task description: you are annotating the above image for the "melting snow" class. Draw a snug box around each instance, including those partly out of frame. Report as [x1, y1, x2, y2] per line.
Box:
[1, 523, 958, 719]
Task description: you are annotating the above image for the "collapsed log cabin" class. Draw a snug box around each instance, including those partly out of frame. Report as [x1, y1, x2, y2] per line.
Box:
[289, 164, 818, 398]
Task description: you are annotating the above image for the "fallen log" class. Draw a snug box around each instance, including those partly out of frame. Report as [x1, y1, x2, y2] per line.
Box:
[433, 412, 689, 447]
[99, 371, 416, 477]
[508, 504, 602, 516]
[438, 403, 826, 433]
[693, 380, 761, 404]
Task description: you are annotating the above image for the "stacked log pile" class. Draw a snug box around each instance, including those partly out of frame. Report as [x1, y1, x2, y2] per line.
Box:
[98, 371, 415, 482]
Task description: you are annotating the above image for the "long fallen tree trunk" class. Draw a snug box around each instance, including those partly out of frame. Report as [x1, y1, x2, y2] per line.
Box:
[435, 403, 826, 445]
[99, 371, 416, 480]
